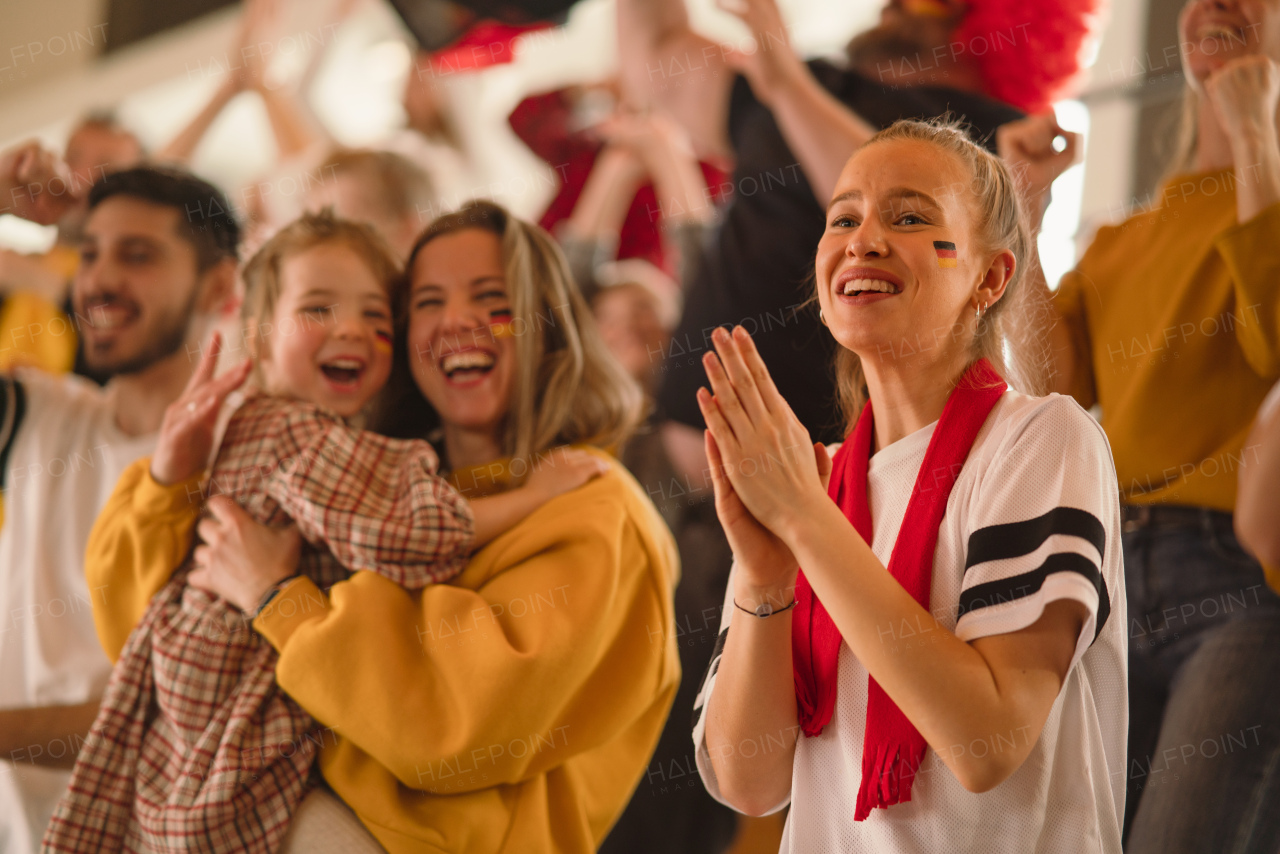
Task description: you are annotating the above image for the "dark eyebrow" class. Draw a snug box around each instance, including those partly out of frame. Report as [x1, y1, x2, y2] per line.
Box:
[469, 275, 505, 288]
[298, 287, 338, 300]
[81, 233, 161, 249]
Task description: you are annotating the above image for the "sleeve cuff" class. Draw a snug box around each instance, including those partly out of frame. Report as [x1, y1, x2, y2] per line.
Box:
[253, 575, 329, 651]
[956, 571, 1102, 675]
[131, 458, 205, 519]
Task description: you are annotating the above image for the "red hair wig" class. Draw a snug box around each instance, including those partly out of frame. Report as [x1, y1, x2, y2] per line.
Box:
[954, 0, 1106, 113]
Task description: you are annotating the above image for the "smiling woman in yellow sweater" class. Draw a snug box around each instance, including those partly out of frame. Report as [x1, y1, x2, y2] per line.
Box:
[81, 201, 680, 854]
[1003, 4, 1280, 853]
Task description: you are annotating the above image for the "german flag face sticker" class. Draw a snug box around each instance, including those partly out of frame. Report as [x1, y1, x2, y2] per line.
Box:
[933, 241, 958, 269]
[489, 308, 515, 339]
[374, 329, 393, 354]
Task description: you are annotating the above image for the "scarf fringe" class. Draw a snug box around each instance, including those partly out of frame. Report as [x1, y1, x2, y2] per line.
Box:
[854, 743, 921, 821]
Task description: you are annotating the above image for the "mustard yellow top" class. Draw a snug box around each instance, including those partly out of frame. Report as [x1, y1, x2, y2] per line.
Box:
[0, 245, 79, 375]
[0, 292, 76, 375]
[1054, 171, 1280, 510]
[85, 452, 681, 853]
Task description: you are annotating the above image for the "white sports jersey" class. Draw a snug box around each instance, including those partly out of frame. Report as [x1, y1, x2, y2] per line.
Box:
[693, 392, 1127, 853]
[0, 369, 156, 853]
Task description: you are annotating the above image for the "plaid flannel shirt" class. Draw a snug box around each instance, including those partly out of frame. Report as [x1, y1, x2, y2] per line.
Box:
[44, 395, 474, 853]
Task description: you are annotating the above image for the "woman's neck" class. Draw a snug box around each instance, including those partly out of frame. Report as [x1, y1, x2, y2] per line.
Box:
[443, 423, 504, 471]
[861, 350, 970, 452]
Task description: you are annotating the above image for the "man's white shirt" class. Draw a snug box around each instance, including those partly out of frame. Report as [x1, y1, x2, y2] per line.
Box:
[0, 369, 156, 853]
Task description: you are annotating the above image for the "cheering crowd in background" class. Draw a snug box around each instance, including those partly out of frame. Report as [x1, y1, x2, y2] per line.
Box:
[0, 0, 1278, 851]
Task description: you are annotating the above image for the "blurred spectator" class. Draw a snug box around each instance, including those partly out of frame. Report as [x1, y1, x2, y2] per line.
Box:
[0, 115, 143, 377]
[0, 159, 238, 854]
[306, 147, 435, 259]
[592, 265, 679, 392]
[1236, 381, 1280, 592]
[510, 85, 727, 288]
[1038, 2, 1280, 850]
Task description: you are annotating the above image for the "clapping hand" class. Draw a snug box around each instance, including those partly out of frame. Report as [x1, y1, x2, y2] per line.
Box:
[697, 326, 832, 590]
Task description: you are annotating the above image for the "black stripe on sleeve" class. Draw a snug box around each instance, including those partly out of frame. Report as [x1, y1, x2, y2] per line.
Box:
[964, 506, 1105, 572]
[691, 626, 729, 731]
[958, 551, 1111, 641]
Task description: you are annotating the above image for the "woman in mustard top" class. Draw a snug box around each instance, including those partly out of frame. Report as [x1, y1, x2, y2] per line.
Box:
[1032, 2, 1280, 851]
[82, 201, 681, 853]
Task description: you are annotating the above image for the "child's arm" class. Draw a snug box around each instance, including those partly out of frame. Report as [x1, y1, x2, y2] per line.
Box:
[469, 448, 611, 548]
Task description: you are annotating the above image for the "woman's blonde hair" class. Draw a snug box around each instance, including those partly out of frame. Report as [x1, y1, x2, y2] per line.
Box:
[240, 210, 403, 378]
[380, 200, 645, 462]
[828, 119, 1049, 432]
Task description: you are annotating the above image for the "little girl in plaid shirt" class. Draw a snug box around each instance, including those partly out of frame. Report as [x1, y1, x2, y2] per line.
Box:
[45, 212, 606, 853]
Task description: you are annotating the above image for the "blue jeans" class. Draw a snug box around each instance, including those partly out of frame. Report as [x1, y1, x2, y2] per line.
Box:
[1123, 509, 1280, 854]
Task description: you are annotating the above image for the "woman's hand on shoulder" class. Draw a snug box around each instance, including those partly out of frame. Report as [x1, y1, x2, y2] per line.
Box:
[524, 447, 611, 502]
[188, 495, 301, 613]
[151, 332, 251, 486]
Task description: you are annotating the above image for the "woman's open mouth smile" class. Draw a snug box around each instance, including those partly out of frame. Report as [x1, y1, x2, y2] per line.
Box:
[439, 347, 497, 387]
[835, 266, 904, 305]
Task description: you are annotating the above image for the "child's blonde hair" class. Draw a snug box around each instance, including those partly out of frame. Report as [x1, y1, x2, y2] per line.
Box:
[827, 119, 1050, 432]
[240, 210, 403, 375]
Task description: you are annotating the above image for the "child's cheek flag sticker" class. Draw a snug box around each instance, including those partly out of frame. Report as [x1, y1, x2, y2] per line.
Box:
[374, 329, 393, 354]
[934, 241, 958, 268]
[489, 308, 515, 339]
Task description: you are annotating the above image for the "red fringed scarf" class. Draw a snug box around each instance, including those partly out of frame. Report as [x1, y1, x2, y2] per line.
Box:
[791, 358, 1007, 821]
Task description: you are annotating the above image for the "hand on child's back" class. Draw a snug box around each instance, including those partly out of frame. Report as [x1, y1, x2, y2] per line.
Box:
[525, 448, 610, 502]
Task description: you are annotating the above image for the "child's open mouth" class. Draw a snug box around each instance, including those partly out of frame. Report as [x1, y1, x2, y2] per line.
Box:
[320, 358, 366, 388]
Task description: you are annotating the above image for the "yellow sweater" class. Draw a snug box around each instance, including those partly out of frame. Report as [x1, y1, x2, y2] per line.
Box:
[0, 245, 79, 375]
[85, 452, 681, 853]
[1055, 171, 1280, 510]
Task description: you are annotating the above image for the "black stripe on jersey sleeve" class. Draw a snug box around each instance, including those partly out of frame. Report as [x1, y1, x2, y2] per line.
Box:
[958, 551, 1111, 641]
[691, 626, 729, 731]
[964, 506, 1105, 572]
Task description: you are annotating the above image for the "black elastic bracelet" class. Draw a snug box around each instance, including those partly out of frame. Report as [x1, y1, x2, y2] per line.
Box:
[733, 597, 797, 619]
[253, 575, 299, 618]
